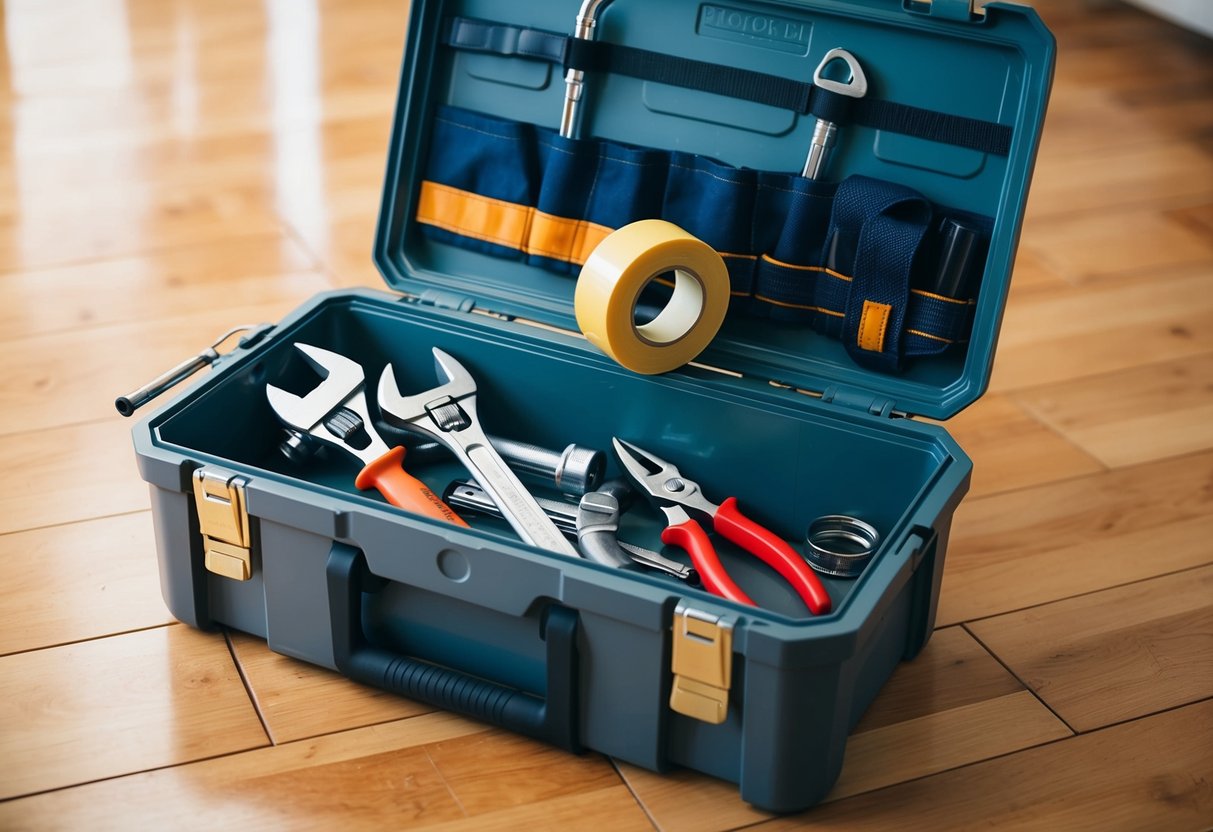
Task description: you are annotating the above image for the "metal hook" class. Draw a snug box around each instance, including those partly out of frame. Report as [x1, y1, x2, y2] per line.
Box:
[812, 48, 868, 98]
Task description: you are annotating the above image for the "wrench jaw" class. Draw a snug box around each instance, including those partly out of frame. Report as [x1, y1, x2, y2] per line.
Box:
[265, 343, 390, 466]
[377, 348, 480, 439]
[379, 348, 580, 558]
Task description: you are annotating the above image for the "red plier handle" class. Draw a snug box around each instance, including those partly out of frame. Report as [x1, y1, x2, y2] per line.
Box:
[661, 498, 832, 615]
[713, 498, 832, 615]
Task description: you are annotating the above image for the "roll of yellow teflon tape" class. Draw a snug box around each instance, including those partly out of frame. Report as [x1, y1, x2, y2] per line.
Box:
[574, 220, 730, 375]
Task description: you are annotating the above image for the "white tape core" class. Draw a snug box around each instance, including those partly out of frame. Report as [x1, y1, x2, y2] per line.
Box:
[633, 268, 704, 346]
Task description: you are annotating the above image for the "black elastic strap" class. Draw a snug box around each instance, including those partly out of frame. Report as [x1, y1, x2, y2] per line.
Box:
[442, 16, 1013, 156]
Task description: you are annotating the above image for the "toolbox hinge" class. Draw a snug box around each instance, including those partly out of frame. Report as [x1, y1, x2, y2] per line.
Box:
[820, 386, 903, 418]
[902, 0, 987, 22]
[192, 468, 253, 581]
[669, 602, 734, 725]
[413, 288, 477, 313]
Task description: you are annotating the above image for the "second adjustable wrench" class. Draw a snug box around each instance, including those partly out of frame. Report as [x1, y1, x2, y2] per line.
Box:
[378, 348, 579, 559]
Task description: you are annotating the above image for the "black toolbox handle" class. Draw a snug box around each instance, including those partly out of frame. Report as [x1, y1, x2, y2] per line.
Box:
[326, 543, 581, 752]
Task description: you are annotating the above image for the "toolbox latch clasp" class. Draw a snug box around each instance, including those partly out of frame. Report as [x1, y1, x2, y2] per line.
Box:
[669, 602, 734, 725]
[902, 0, 987, 22]
[192, 469, 253, 581]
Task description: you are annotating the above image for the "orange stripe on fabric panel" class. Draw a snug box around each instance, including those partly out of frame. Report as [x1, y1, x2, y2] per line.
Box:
[528, 212, 613, 264]
[759, 254, 852, 282]
[416, 181, 534, 250]
[753, 294, 844, 316]
[910, 288, 975, 306]
[906, 328, 957, 344]
[858, 300, 892, 352]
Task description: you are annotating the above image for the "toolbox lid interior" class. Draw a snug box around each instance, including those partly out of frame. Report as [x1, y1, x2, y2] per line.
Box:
[371, 0, 1054, 421]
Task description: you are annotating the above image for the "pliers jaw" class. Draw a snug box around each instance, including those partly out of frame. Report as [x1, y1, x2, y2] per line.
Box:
[611, 438, 719, 521]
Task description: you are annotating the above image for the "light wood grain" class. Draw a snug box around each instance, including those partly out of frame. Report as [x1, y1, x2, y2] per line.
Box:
[616, 628, 1067, 832]
[0, 710, 652, 832]
[0, 512, 172, 656]
[0, 234, 323, 341]
[413, 785, 654, 832]
[1026, 140, 1213, 220]
[0, 624, 267, 799]
[0, 712, 489, 831]
[751, 699, 1213, 832]
[1013, 353, 1213, 468]
[989, 266, 1213, 393]
[1021, 203, 1213, 284]
[832, 691, 1071, 800]
[0, 180, 288, 272]
[0, 298, 324, 437]
[938, 394, 1104, 499]
[228, 632, 434, 744]
[0, 419, 150, 536]
[968, 566, 1213, 732]
[0, 0, 1209, 826]
[425, 731, 624, 816]
[939, 450, 1213, 626]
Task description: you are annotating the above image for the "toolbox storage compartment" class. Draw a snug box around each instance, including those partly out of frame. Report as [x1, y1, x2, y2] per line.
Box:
[128, 0, 1052, 813]
[136, 291, 967, 810]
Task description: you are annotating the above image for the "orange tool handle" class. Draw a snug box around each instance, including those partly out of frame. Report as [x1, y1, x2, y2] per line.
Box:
[713, 497, 832, 615]
[662, 518, 754, 606]
[354, 446, 469, 527]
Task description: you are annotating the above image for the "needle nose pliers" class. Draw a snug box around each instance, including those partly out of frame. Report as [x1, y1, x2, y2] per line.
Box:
[612, 438, 832, 615]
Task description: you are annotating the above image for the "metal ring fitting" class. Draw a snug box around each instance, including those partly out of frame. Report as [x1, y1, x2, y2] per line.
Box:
[805, 515, 881, 578]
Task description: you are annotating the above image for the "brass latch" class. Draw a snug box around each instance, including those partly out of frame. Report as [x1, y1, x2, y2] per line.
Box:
[192, 469, 253, 581]
[669, 602, 734, 724]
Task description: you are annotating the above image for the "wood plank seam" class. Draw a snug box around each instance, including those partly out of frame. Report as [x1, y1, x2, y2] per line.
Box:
[1006, 409, 1113, 481]
[223, 628, 275, 745]
[609, 758, 663, 831]
[0, 508, 152, 542]
[280, 217, 348, 290]
[421, 747, 472, 819]
[956, 560, 1213, 628]
[961, 623, 1078, 734]
[1009, 347, 1213, 403]
[0, 621, 177, 660]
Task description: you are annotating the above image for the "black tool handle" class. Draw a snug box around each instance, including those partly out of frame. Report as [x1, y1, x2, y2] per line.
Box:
[326, 544, 580, 752]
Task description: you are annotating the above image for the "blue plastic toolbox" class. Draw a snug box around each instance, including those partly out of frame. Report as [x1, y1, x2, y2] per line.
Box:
[126, 0, 1053, 812]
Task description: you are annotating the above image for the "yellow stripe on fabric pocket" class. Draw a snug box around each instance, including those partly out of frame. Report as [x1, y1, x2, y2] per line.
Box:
[858, 300, 893, 352]
[417, 181, 534, 250]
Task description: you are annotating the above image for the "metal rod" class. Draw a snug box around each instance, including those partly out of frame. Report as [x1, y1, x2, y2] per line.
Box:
[559, 0, 614, 139]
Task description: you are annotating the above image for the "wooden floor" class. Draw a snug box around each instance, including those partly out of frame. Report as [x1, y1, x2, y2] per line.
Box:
[2, 0, 1211, 828]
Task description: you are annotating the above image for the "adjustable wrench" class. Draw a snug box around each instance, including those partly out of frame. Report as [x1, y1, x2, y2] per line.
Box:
[377, 348, 579, 558]
[266, 343, 467, 527]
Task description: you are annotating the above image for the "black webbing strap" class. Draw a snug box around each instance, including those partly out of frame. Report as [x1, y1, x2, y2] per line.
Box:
[442, 16, 1012, 156]
[566, 38, 815, 114]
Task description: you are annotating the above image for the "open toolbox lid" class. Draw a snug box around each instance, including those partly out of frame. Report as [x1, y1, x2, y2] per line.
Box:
[371, 0, 1054, 421]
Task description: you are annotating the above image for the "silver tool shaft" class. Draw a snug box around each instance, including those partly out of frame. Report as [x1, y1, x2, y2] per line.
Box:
[406, 435, 604, 496]
[559, 0, 614, 139]
[378, 349, 579, 558]
[445, 480, 694, 581]
[801, 48, 867, 180]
